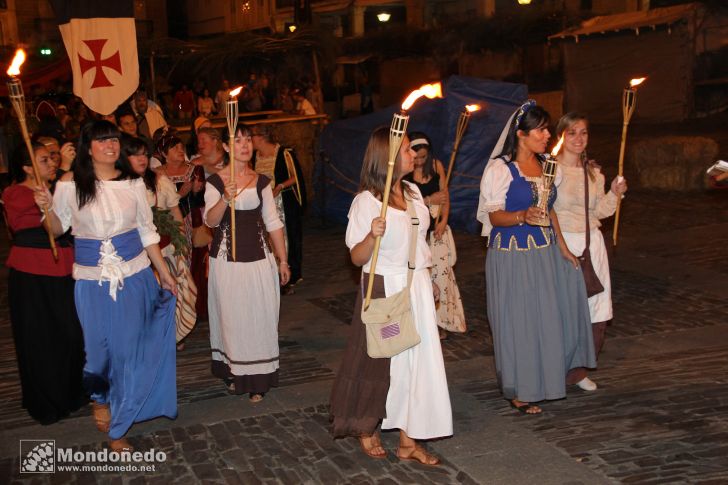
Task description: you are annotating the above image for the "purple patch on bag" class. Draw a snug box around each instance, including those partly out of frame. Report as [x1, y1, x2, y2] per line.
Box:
[381, 322, 400, 340]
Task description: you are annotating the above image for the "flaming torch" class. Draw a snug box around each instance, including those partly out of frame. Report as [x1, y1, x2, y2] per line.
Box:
[225, 85, 243, 261]
[612, 77, 646, 247]
[363, 82, 442, 310]
[434, 103, 481, 224]
[531, 135, 563, 227]
[6, 49, 58, 260]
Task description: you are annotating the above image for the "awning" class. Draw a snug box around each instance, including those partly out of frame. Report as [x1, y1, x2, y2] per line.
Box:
[335, 54, 372, 65]
[549, 3, 700, 41]
[0, 58, 72, 96]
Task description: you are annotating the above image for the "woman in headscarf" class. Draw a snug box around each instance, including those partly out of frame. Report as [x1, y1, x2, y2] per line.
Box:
[477, 101, 596, 415]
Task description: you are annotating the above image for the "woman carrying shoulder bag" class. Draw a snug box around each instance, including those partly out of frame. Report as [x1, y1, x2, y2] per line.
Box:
[329, 126, 452, 465]
[554, 112, 628, 391]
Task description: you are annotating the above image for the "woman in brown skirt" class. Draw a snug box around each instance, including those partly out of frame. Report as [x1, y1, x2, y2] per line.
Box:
[329, 127, 452, 465]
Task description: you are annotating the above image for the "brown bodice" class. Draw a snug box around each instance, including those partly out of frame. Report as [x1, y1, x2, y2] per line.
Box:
[207, 174, 270, 262]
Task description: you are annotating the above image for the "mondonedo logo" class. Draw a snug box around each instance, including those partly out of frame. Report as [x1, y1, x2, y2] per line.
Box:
[20, 440, 166, 474]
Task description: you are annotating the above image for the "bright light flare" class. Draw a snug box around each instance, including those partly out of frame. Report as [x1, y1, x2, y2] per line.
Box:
[629, 77, 646, 88]
[7, 49, 26, 76]
[401, 82, 442, 111]
[465, 104, 481, 112]
[229, 86, 243, 97]
[550, 135, 564, 157]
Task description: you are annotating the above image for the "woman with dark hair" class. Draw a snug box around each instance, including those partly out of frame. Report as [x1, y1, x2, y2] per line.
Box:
[33, 120, 178, 451]
[250, 123, 307, 289]
[329, 126, 452, 465]
[121, 136, 197, 347]
[477, 101, 595, 415]
[156, 132, 207, 322]
[3, 142, 85, 425]
[553, 112, 627, 391]
[403, 131, 465, 337]
[203, 124, 290, 402]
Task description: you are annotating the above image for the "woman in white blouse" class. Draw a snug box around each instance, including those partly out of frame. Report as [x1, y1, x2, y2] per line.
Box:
[34, 121, 178, 452]
[554, 112, 628, 391]
[203, 125, 290, 403]
[329, 126, 452, 465]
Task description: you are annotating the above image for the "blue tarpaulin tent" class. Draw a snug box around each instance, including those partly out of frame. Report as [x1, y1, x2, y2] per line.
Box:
[313, 75, 528, 234]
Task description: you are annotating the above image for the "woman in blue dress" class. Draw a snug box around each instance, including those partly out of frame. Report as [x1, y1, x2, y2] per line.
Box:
[34, 120, 178, 451]
[477, 101, 595, 415]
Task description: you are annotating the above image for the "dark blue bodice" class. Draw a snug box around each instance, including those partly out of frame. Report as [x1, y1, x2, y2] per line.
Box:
[488, 162, 556, 251]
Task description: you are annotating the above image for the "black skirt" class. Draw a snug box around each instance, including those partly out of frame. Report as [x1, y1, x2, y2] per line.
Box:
[8, 268, 87, 424]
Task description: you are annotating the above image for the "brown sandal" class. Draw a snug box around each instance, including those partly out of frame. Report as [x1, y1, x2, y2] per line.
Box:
[359, 434, 387, 459]
[397, 445, 440, 466]
[249, 393, 264, 403]
[92, 402, 111, 433]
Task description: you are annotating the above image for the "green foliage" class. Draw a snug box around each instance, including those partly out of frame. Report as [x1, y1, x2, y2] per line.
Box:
[152, 207, 190, 258]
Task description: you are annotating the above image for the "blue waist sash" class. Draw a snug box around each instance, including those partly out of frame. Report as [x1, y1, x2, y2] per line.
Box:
[75, 230, 143, 266]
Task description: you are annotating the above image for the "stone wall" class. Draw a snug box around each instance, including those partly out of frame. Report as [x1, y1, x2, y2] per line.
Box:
[630, 136, 719, 191]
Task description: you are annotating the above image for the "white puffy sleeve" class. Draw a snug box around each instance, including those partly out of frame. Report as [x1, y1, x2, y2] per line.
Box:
[203, 181, 222, 227]
[133, 179, 161, 247]
[51, 181, 74, 233]
[156, 175, 180, 209]
[261, 184, 284, 232]
[345, 192, 379, 250]
[476, 158, 513, 237]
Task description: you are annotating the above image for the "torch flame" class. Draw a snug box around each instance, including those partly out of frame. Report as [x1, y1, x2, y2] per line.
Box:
[401, 82, 443, 111]
[550, 135, 564, 157]
[7, 49, 26, 77]
[229, 86, 243, 97]
[465, 104, 481, 112]
[629, 77, 646, 88]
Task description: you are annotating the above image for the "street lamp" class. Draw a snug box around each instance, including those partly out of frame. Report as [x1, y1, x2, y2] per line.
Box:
[377, 12, 391, 22]
[518, 0, 532, 4]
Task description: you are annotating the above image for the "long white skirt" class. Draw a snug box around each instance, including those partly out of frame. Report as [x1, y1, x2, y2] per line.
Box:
[381, 269, 453, 440]
[208, 253, 280, 376]
[561, 228, 613, 322]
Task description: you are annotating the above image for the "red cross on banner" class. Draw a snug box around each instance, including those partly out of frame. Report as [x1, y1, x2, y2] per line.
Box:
[78, 39, 123, 88]
[51, 2, 138, 115]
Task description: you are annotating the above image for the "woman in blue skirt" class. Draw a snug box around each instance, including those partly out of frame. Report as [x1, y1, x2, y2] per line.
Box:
[34, 120, 178, 451]
[477, 101, 596, 415]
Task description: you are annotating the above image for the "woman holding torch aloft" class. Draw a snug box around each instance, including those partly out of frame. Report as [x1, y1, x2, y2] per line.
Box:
[477, 101, 595, 415]
[33, 120, 178, 451]
[403, 131, 465, 338]
[329, 126, 452, 465]
[204, 124, 290, 403]
[553, 113, 627, 391]
[4, 141, 86, 425]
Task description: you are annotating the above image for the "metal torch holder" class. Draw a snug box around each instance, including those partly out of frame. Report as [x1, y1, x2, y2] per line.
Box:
[531, 155, 558, 227]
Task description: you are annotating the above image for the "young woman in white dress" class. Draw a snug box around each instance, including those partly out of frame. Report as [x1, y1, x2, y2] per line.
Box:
[204, 125, 290, 403]
[330, 126, 452, 465]
[554, 112, 628, 391]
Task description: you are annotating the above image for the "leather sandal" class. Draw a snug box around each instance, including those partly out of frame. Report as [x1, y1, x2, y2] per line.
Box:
[359, 434, 387, 459]
[397, 445, 440, 466]
[249, 393, 264, 403]
[92, 402, 111, 433]
[109, 438, 134, 453]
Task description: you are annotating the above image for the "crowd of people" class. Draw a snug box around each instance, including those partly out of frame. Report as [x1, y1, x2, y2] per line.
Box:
[3, 93, 626, 465]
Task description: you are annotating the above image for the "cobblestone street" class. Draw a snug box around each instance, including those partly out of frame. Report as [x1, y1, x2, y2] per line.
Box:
[1, 189, 727, 484]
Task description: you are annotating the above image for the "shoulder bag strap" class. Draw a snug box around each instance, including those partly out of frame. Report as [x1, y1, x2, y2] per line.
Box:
[583, 163, 591, 250]
[405, 194, 419, 288]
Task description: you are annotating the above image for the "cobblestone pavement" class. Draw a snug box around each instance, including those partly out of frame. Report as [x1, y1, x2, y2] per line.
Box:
[1, 190, 727, 483]
[1, 405, 479, 485]
[460, 344, 728, 484]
